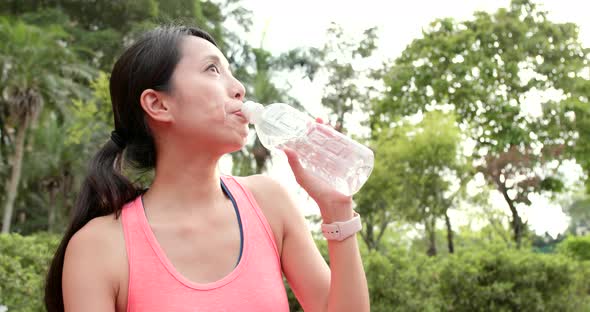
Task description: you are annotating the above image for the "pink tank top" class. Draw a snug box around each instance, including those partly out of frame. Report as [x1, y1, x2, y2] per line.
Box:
[121, 175, 290, 311]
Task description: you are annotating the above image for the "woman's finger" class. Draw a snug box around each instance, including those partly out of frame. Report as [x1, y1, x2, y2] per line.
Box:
[282, 147, 305, 183]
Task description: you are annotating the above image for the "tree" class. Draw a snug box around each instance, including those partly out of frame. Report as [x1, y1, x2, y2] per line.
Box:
[1, 1, 159, 71]
[259, 22, 379, 135]
[371, 0, 590, 247]
[357, 111, 466, 254]
[0, 18, 92, 233]
[1, 1, 250, 71]
[318, 23, 378, 132]
[0, 0, 158, 31]
[13, 110, 86, 234]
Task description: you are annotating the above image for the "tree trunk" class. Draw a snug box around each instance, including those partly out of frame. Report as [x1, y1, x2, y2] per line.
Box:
[335, 111, 345, 133]
[445, 211, 454, 254]
[499, 186, 523, 248]
[360, 220, 376, 250]
[426, 217, 437, 256]
[513, 214, 523, 248]
[2, 116, 30, 233]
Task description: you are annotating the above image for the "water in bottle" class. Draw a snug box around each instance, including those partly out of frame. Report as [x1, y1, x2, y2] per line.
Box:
[241, 101, 374, 196]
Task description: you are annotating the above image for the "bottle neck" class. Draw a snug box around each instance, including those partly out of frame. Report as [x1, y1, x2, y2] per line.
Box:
[243, 101, 264, 124]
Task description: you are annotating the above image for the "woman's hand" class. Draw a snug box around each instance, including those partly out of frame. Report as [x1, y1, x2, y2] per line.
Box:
[282, 118, 354, 223]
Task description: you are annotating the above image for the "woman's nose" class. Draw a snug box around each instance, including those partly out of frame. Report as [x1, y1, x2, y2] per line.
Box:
[231, 77, 246, 100]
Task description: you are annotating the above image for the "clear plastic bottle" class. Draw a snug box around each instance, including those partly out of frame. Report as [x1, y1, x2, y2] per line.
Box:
[241, 101, 374, 196]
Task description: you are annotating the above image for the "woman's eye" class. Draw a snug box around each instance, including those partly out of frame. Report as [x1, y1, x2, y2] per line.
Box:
[207, 64, 220, 74]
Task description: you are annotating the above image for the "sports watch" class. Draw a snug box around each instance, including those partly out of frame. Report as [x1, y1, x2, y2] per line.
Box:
[321, 212, 362, 241]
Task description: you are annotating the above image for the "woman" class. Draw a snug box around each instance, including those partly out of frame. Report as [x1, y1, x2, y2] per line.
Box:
[45, 25, 369, 312]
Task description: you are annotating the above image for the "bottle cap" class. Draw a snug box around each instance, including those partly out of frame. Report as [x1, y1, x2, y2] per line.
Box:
[241, 101, 264, 124]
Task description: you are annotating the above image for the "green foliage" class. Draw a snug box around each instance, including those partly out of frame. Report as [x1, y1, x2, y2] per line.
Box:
[371, 0, 590, 246]
[356, 111, 467, 252]
[564, 245, 590, 312]
[14, 111, 83, 234]
[0, 233, 59, 311]
[0, 16, 93, 233]
[374, 1, 588, 153]
[320, 23, 379, 130]
[364, 247, 441, 311]
[284, 236, 590, 311]
[1, 1, 252, 71]
[66, 72, 113, 146]
[0, 16, 93, 110]
[439, 247, 590, 311]
[558, 235, 590, 261]
[0, 0, 158, 31]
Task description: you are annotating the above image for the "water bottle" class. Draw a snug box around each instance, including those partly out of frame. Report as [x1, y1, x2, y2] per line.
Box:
[241, 101, 374, 196]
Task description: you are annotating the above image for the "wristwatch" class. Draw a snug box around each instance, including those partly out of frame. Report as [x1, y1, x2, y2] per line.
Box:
[321, 212, 362, 241]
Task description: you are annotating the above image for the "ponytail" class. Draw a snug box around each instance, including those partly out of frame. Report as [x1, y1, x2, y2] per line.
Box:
[44, 140, 141, 312]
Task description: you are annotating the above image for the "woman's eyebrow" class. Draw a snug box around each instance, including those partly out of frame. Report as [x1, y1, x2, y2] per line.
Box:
[202, 54, 229, 69]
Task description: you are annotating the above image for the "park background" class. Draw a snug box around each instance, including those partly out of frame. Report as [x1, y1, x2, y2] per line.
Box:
[1, 0, 589, 311]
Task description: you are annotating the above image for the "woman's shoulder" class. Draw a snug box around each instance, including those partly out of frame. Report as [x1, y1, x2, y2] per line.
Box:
[234, 174, 296, 207]
[235, 175, 300, 252]
[64, 213, 127, 279]
[236, 174, 284, 193]
[62, 213, 128, 308]
[70, 213, 124, 247]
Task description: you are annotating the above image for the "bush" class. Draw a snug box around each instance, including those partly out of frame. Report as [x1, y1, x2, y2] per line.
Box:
[0, 233, 59, 312]
[438, 247, 590, 312]
[285, 238, 441, 311]
[557, 235, 590, 261]
[364, 247, 441, 311]
[557, 235, 590, 309]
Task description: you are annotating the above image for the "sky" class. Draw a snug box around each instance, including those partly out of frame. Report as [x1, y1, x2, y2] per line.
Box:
[222, 0, 590, 237]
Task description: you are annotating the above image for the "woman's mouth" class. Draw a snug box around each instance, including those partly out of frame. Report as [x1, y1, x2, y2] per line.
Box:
[232, 111, 248, 123]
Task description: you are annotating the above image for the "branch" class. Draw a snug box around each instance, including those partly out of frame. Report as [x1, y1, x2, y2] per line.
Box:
[374, 217, 392, 246]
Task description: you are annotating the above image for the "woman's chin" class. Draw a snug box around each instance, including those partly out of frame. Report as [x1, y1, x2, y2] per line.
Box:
[222, 138, 248, 154]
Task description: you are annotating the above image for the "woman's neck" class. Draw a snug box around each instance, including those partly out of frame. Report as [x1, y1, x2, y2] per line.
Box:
[141, 146, 227, 222]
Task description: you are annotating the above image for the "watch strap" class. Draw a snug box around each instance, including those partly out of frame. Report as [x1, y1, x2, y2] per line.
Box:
[321, 212, 362, 241]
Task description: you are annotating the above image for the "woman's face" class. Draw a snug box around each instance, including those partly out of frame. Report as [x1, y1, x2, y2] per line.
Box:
[163, 35, 248, 153]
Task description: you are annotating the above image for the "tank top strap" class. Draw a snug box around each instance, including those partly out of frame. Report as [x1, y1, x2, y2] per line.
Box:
[220, 175, 281, 262]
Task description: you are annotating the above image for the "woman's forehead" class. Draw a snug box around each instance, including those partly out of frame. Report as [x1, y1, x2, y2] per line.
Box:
[179, 36, 228, 67]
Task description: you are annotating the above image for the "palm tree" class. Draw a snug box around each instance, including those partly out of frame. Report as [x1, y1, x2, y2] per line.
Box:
[16, 111, 80, 233]
[0, 18, 92, 233]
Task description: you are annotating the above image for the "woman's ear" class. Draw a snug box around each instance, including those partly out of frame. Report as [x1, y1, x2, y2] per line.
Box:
[140, 89, 174, 123]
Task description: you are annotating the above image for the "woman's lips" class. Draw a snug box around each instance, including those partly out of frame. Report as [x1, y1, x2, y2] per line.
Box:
[232, 111, 248, 123]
